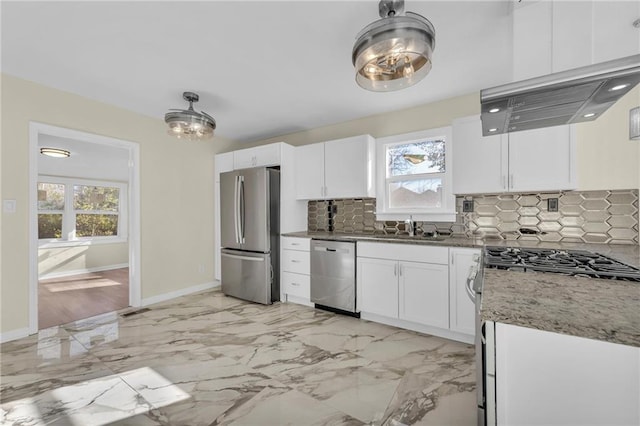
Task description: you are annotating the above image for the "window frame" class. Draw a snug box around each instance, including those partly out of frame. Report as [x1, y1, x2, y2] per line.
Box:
[375, 126, 456, 222]
[38, 176, 128, 247]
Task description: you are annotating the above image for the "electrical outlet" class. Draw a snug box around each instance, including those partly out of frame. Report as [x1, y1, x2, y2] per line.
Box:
[462, 200, 474, 213]
[547, 198, 559, 212]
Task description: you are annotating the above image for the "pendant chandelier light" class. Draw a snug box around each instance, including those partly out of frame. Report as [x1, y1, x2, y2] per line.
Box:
[352, 0, 435, 92]
[165, 92, 216, 140]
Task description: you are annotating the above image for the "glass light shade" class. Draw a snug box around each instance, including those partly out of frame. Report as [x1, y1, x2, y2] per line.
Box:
[353, 12, 435, 92]
[40, 147, 70, 158]
[165, 110, 215, 141]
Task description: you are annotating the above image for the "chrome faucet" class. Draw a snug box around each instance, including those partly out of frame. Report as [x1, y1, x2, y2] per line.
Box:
[405, 215, 417, 236]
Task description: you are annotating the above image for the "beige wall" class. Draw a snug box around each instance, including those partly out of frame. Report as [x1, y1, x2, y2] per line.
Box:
[1, 74, 235, 334]
[38, 242, 128, 278]
[249, 89, 640, 192]
[576, 87, 639, 191]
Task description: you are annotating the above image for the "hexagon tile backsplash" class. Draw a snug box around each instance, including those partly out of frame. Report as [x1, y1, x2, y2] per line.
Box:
[306, 189, 639, 245]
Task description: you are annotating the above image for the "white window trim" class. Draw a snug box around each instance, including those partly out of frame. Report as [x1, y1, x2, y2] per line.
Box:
[38, 175, 128, 247]
[375, 126, 456, 222]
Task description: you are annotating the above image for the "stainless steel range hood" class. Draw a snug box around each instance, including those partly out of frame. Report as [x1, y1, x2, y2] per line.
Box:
[480, 54, 640, 136]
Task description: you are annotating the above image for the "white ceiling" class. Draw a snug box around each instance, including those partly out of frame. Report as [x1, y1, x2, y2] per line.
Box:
[2, 1, 514, 142]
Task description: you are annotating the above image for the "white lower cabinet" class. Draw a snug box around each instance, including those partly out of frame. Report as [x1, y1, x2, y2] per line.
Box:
[493, 322, 640, 425]
[399, 261, 449, 329]
[357, 242, 451, 332]
[281, 236, 311, 305]
[358, 257, 398, 317]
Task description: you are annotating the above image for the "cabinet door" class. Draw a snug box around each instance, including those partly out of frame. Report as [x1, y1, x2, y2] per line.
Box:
[508, 125, 576, 192]
[449, 248, 479, 336]
[233, 147, 256, 170]
[324, 135, 375, 199]
[295, 143, 325, 200]
[452, 116, 507, 194]
[398, 261, 449, 328]
[357, 257, 398, 318]
[495, 323, 640, 425]
[251, 143, 281, 167]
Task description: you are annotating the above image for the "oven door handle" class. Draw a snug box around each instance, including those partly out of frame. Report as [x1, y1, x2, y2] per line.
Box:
[466, 265, 477, 303]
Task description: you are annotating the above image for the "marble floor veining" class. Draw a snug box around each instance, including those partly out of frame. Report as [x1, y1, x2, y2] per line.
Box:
[0, 289, 476, 425]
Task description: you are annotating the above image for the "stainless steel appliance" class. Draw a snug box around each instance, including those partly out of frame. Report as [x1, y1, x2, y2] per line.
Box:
[310, 239, 357, 314]
[484, 246, 640, 281]
[220, 167, 280, 304]
[480, 54, 640, 135]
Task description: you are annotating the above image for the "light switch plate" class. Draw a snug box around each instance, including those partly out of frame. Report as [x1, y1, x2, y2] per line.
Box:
[3, 199, 17, 213]
[547, 198, 559, 212]
[462, 200, 474, 213]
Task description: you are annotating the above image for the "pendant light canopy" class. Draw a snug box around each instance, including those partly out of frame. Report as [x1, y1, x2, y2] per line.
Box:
[352, 0, 435, 92]
[165, 92, 216, 140]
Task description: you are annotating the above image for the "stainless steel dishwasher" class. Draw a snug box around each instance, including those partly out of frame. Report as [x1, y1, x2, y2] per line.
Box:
[310, 239, 358, 315]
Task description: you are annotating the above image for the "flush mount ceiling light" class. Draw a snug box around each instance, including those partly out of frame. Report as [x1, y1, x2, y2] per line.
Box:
[40, 147, 70, 158]
[165, 91, 216, 140]
[352, 0, 435, 92]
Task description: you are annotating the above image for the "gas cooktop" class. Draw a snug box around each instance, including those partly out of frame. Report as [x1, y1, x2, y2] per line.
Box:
[484, 246, 640, 282]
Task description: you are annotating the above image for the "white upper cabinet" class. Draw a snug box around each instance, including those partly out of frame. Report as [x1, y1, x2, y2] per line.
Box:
[452, 116, 576, 194]
[295, 143, 325, 199]
[452, 116, 507, 195]
[507, 125, 576, 193]
[295, 135, 376, 200]
[233, 143, 281, 170]
[513, 0, 640, 80]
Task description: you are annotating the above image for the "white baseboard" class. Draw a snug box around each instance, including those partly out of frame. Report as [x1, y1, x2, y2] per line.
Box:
[285, 294, 314, 307]
[361, 312, 474, 345]
[39, 263, 129, 280]
[0, 327, 31, 344]
[141, 281, 219, 307]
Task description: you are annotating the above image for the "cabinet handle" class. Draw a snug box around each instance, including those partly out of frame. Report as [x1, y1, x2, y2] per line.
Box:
[394, 264, 398, 276]
[501, 175, 506, 190]
[291, 282, 300, 286]
[509, 174, 514, 189]
[291, 243, 300, 246]
[291, 260, 300, 263]
[399, 264, 403, 276]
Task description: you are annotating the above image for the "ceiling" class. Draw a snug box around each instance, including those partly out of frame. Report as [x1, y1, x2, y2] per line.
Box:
[38, 134, 130, 182]
[1, 1, 514, 142]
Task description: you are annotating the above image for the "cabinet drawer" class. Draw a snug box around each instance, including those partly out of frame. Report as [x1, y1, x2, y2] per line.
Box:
[282, 272, 310, 299]
[282, 249, 310, 274]
[281, 236, 310, 251]
[357, 242, 449, 264]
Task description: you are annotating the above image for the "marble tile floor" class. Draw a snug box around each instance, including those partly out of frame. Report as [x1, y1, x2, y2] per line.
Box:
[0, 289, 476, 425]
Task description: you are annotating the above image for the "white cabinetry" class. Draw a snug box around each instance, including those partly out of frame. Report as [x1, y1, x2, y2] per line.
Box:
[281, 236, 311, 306]
[295, 135, 375, 200]
[357, 242, 450, 332]
[449, 248, 480, 336]
[214, 152, 234, 281]
[452, 116, 576, 194]
[233, 143, 281, 170]
[512, 0, 640, 80]
[493, 322, 640, 425]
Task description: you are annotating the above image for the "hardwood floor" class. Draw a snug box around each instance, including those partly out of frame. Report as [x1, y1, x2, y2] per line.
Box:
[38, 268, 129, 329]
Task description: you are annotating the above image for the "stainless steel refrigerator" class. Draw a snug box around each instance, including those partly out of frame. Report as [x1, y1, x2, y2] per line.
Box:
[220, 167, 280, 304]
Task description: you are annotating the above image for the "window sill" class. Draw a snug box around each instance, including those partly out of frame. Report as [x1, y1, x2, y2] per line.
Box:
[38, 237, 128, 249]
[375, 211, 457, 223]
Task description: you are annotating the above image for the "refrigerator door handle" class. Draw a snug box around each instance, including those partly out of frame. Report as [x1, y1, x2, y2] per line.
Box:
[233, 175, 240, 244]
[221, 252, 265, 262]
[239, 175, 246, 244]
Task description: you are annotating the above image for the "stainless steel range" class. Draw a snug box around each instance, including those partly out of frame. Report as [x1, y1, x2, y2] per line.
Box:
[484, 246, 640, 281]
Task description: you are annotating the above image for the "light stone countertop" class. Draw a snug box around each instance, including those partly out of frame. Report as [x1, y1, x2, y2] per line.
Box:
[282, 231, 640, 347]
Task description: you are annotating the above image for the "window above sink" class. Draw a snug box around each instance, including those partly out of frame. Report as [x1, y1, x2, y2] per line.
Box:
[375, 127, 456, 222]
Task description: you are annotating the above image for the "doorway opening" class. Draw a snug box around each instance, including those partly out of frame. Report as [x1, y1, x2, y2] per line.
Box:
[29, 123, 141, 333]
